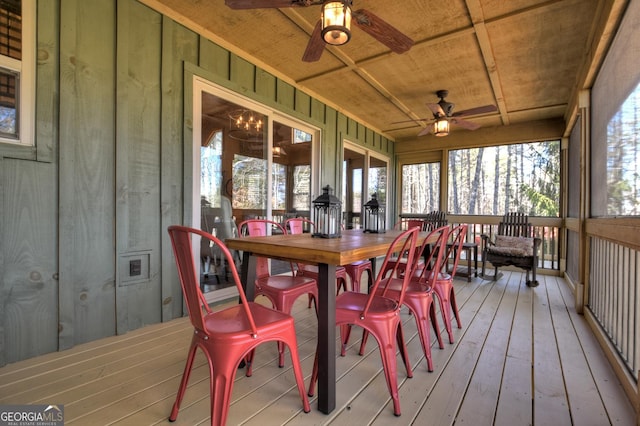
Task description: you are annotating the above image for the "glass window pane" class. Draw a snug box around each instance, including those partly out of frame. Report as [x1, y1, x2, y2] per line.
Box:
[233, 154, 268, 210]
[292, 165, 310, 210]
[352, 168, 362, 213]
[0, 66, 17, 137]
[201, 130, 223, 208]
[274, 121, 312, 216]
[293, 128, 311, 143]
[607, 81, 640, 216]
[401, 162, 440, 213]
[447, 141, 560, 216]
[368, 156, 387, 204]
[0, 0, 21, 61]
[272, 162, 286, 210]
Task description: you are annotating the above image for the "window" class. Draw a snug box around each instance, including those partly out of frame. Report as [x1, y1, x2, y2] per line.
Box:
[401, 162, 441, 214]
[369, 156, 387, 204]
[232, 154, 268, 210]
[272, 162, 286, 210]
[0, 0, 34, 145]
[447, 141, 560, 216]
[342, 144, 389, 229]
[292, 165, 310, 210]
[201, 130, 223, 208]
[606, 81, 640, 216]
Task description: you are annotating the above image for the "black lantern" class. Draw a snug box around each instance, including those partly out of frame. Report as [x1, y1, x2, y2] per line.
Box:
[312, 185, 342, 238]
[363, 193, 386, 233]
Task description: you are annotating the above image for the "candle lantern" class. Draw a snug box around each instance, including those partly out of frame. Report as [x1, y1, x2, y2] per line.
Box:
[312, 185, 342, 238]
[363, 193, 386, 233]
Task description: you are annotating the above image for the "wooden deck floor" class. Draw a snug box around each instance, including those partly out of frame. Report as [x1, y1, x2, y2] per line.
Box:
[0, 272, 635, 425]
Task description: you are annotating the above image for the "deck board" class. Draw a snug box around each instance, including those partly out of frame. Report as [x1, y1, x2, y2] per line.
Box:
[0, 272, 635, 425]
[533, 276, 572, 425]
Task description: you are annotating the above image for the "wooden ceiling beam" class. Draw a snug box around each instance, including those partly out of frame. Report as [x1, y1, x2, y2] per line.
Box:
[464, 0, 508, 125]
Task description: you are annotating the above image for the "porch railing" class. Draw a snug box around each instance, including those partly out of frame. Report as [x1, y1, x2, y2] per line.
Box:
[399, 214, 562, 272]
[588, 236, 640, 380]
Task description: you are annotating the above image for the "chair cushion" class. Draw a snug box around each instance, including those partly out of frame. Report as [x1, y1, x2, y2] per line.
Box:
[489, 235, 534, 257]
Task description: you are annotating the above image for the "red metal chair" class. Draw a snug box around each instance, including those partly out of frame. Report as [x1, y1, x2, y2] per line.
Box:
[396, 218, 428, 230]
[360, 225, 450, 371]
[339, 223, 373, 293]
[379, 219, 430, 278]
[308, 227, 420, 417]
[284, 217, 349, 296]
[167, 225, 310, 425]
[238, 219, 318, 367]
[433, 224, 468, 343]
[342, 259, 373, 293]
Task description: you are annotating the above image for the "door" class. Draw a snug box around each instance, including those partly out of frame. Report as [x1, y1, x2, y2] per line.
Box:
[343, 142, 389, 229]
[194, 78, 318, 302]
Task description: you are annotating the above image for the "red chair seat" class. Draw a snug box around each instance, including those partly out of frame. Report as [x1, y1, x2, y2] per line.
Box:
[297, 263, 349, 294]
[334, 291, 398, 314]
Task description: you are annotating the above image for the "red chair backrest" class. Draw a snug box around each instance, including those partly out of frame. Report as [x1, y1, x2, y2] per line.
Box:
[364, 227, 419, 316]
[414, 225, 450, 285]
[237, 219, 290, 279]
[167, 225, 258, 337]
[444, 224, 468, 278]
[285, 217, 315, 235]
[393, 219, 427, 231]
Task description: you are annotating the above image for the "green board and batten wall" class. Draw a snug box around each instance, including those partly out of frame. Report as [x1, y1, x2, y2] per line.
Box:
[0, 0, 394, 365]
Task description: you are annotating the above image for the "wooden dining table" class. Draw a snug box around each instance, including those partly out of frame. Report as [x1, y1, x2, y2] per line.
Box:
[225, 228, 430, 414]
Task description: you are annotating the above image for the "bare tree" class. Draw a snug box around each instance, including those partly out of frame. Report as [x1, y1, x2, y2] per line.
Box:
[468, 147, 484, 214]
[451, 150, 460, 213]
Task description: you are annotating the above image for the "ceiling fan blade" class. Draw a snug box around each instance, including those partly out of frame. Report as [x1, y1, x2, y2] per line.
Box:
[225, 0, 318, 9]
[390, 117, 433, 124]
[451, 117, 481, 131]
[302, 21, 325, 62]
[426, 102, 445, 117]
[352, 9, 414, 54]
[452, 104, 497, 117]
[417, 126, 433, 137]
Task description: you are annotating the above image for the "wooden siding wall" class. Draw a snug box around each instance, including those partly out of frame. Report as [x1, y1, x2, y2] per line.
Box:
[0, 0, 394, 366]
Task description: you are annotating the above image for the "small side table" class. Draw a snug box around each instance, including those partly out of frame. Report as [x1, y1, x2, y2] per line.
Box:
[447, 241, 478, 282]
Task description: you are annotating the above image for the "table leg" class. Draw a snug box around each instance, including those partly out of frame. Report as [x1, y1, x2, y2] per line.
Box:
[316, 263, 337, 414]
[240, 251, 257, 302]
[466, 247, 471, 282]
[473, 244, 478, 276]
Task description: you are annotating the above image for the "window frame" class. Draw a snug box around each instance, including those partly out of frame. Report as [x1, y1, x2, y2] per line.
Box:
[0, 0, 35, 146]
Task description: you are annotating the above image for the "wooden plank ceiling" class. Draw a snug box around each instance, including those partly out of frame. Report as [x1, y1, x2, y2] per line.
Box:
[143, 0, 617, 143]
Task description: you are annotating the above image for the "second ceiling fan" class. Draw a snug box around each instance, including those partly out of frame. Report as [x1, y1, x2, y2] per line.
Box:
[225, 0, 414, 62]
[394, 90, 498, 137]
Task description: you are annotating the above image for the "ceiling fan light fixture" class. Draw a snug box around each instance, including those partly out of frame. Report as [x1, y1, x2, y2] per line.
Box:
[321, 1, 352, 46]
[433, 117, 450, 137]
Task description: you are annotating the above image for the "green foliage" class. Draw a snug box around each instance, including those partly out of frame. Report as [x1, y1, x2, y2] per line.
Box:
[521, 183, 558, 216]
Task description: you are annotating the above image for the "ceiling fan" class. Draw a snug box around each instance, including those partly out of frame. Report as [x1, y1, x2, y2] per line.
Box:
[394, 90, 497, 136]
[224, 0, 414, 62]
